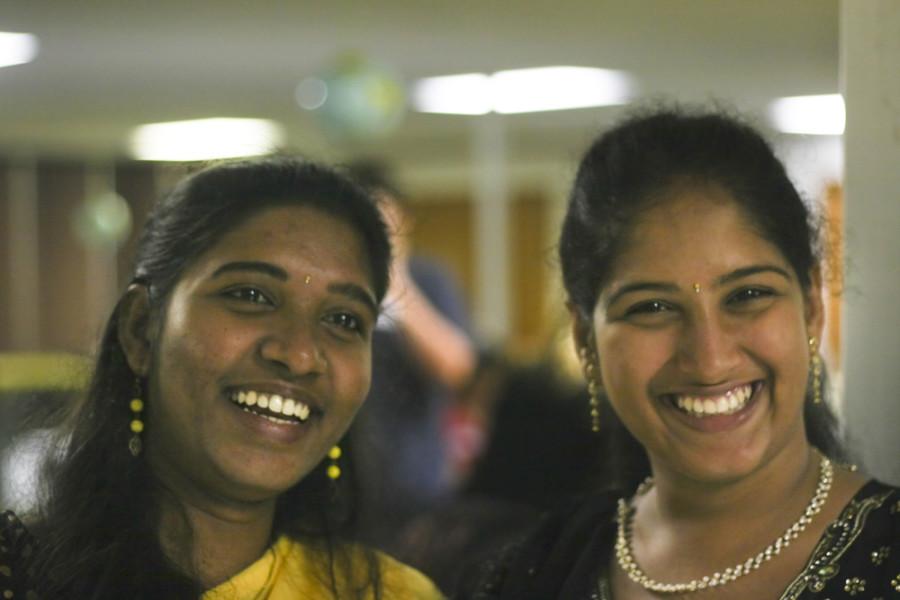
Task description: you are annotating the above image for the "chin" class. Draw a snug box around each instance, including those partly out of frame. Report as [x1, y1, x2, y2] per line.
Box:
[220, 461, 310, 501]
[664, 442, 769, 483]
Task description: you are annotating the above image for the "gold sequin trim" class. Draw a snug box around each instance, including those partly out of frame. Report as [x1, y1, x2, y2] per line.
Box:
[871, 545, 890, 566]
[844, 576, 866, 595]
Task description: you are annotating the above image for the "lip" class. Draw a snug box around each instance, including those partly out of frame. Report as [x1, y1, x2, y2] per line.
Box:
[661, 380, 765, 434]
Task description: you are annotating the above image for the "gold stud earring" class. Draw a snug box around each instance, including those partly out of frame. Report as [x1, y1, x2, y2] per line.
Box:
[693, 283, 702, 293]
[326, 445, 342, 480]
[579, 346, 601, 433]
[809, 337, 823, 404]
[304, 275, 312, 285]
[129, 378, 145, 456]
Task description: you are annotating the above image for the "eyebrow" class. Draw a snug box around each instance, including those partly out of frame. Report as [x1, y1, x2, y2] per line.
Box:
[327, 282, 378, 317]
[715, 264, 793, 285]
[212, 261, 288, 281]
[604, 264, 793, 308]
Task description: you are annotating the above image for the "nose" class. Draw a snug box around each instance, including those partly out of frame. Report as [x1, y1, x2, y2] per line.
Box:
[675, 311, 742, 384]
[258, 318, 327, 377]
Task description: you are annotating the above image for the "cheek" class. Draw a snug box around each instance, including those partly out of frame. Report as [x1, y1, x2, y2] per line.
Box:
[164, 302, 251, 365]
[334, 347, 372, 413]
[597, 325, 670, 399]
[747, 306, 810, 381]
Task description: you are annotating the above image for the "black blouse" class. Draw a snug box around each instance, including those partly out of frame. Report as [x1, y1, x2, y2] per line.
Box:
[1, 509, 38, 599]
[457, 480, 900, 600]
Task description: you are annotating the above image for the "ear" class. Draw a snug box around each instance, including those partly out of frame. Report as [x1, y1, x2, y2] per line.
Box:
[118, 283, 155, 377]
[805, 267, 826, 345]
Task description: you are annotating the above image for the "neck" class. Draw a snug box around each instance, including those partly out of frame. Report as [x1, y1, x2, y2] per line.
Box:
[644, 440, 818, 527]
[156, 486, 278, 589]
[148, 453, 280, 589]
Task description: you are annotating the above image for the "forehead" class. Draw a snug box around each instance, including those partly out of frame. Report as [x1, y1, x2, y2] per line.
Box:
[193, 204, 372, 283]
[609, 184, 790, 281]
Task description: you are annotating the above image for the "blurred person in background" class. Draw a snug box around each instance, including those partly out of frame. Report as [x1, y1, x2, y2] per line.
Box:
[347, 161, 478, 553]
[392, 356, 604, 593]
[0, 157, 444, 599]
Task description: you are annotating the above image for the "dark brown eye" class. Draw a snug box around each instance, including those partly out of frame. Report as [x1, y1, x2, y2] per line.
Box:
[626, 300, 670, 316]
[224, 287, 273, 306]
[325, 312, 363, 333]
[728, 287, 773, 304]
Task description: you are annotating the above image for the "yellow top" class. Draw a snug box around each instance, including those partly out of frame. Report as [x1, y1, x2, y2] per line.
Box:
[204, 536, 445, 600]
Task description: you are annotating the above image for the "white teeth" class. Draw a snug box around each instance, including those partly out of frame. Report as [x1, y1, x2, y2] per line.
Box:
[295, 403, 310, 420]
[672, 384, 754, 417]
[230, 390, 311, 422]
[693, 398, 705, 413]
[269, 395, 283, 413]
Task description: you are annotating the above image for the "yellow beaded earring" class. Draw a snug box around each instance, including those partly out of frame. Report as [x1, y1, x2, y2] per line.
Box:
[326, 445, 342, 480]
[579, 346, 601, 433]
[129, 378, 145, 456]
[809, 337, 823, 404]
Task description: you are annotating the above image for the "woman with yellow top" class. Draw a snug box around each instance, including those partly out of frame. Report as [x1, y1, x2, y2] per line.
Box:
[0, 157, 444, 599]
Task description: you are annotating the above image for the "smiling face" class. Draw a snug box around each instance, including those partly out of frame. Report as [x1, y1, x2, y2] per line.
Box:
[134, 204, 377, 505]
[579, 183, 823, 484]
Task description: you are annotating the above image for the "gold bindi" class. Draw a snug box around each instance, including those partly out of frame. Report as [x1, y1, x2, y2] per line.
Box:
[304, 275, 311, 285]
[693, 283, 702, 293]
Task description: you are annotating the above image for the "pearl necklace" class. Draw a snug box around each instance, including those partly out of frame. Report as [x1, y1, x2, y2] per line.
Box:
[615, 456, 834, 594]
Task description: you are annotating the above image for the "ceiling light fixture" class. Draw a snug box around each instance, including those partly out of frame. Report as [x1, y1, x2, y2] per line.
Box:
[412, 73, 492, 115]
[412, 66, 632, 115]
[769, 94, 845, 135]
[0, 32, 39, 68]
[129, 118, 284, 161]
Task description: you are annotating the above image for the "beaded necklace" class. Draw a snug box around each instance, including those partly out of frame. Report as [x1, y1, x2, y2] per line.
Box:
[614, 456, 834, 594]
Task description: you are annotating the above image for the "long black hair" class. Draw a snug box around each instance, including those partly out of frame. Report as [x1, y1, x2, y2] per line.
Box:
[558, 106, 849, 494]
[26, 156, 392, 599]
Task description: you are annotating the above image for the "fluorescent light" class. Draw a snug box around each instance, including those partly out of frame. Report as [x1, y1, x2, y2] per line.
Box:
[412, 66, 632, 115]
[412, 73, 492, 115]
[769, 94, 845, 135]
[130, 118, 284, 161]
[0, 32, 39, 68]
[492, 67, 631, 114]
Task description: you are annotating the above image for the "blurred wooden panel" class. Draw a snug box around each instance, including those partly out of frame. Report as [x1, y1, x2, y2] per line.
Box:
[509, 192, 549, 355]
[408, 195, 474, 311]
[37, 162, 90, 352]
[409, 192, 551, 354]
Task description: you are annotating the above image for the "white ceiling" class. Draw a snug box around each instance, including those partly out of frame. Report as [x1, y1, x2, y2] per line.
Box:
[0, 0, 839, 168]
